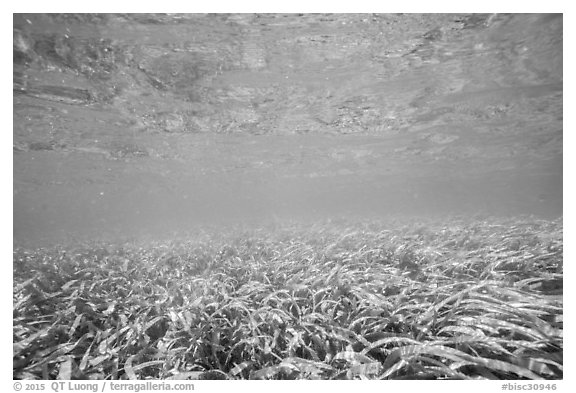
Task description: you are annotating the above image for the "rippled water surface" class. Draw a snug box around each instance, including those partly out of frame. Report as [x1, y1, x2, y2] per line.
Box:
[13, 13, 562, 245]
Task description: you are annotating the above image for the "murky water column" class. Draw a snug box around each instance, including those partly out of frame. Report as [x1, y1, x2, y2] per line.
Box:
[13, 14, 562, 245]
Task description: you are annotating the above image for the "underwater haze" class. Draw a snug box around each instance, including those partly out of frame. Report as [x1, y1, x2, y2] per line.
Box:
[13, 13, 562, 245]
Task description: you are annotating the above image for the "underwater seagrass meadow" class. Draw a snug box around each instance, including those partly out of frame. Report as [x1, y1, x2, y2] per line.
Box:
[13, 216, 562, 380]
[13, 13, 563, 382]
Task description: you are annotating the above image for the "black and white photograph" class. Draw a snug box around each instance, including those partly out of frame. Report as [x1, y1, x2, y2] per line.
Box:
[12, 9, 563, 383]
